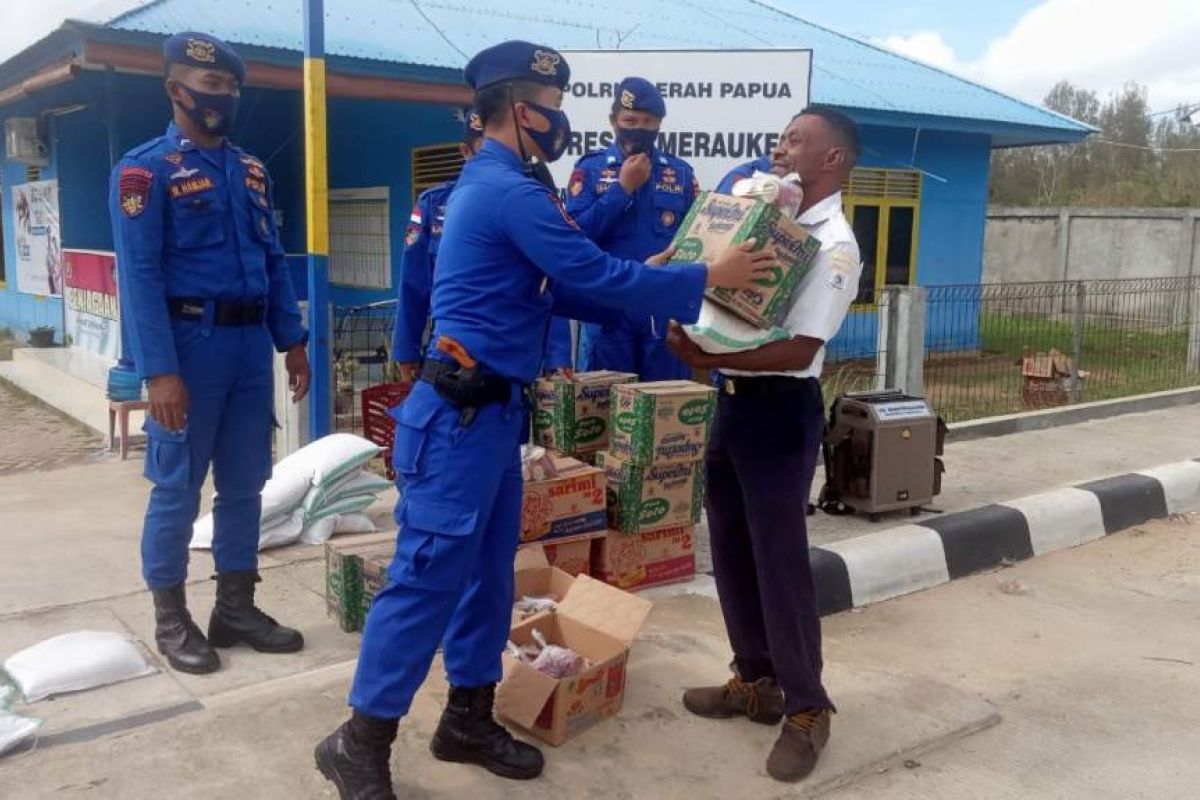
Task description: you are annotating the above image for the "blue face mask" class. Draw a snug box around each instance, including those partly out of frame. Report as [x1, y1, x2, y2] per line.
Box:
[175, 84, 240, 137]
[617, 126, 658, 156]
[520, 101, 572, 163]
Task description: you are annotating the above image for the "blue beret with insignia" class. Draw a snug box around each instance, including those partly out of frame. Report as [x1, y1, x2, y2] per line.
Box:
[463, 107, 483, 139]
[464, 40, 570, 91]
[163, 32, 246, 85]
[613, 76, 666, 119]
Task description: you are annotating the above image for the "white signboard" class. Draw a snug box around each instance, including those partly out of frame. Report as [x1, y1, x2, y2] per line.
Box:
[11, 180, 62, 296]
[553, 50, 813, 191]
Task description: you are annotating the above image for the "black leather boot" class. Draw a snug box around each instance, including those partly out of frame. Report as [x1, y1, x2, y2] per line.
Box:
[152, 584, 220, 675]
[429, 684, 544, 780]
[207, 571, 304, 653]
[315, 712, 399, 800]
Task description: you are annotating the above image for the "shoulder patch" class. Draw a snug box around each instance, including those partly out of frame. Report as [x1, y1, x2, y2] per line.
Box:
[118, 165, 155, 217]
[568, 168, 586, 197]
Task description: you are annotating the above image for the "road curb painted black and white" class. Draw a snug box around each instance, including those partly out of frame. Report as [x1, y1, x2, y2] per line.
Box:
[808, 459, 1200, 616]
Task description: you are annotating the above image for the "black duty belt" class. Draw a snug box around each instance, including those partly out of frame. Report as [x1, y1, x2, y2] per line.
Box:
[719, 374, 819, 397]
[168, 298, 266, 326]
[420, 359, 518, 410]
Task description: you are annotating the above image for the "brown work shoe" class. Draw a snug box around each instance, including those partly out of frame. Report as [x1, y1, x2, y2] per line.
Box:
[766, 709, 832, 783]
[682, 674, 784, 725]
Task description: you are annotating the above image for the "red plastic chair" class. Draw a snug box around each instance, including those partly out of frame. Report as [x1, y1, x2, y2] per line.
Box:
[361, 382, 413, 480]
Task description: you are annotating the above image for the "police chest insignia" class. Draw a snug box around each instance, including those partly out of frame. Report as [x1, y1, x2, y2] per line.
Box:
[620, 89, 635, 110]
[662, 167, 676, 181]
[169, 175, 216, 200]
[569, 174, 584, 197]
[186, 39, 217, 64]
[164, 152, 183, 165]
[531, 50, 560, 77]
[118, 166, 154, 217]
[660, 210, 676, 227]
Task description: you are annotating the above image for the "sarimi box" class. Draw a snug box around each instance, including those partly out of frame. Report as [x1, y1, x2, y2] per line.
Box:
[598, 452, 705, 534]
[520, 456, 607, 544]
[325, 533, 395, 633]
[610, 381, 716, 466]
[542, 535, 601, 577]
[496, 574, 652, 746]
[592, 526, 696, 591]
[670, 191, 821, 329]
[533, 371, 638, 455]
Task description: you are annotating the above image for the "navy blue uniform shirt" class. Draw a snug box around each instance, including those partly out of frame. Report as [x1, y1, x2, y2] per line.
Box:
[110, 122, 305, 379]
[428, 138, 706, 383]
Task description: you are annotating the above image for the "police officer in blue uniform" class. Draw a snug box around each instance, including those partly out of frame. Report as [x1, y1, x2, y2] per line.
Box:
[716, 153, 775, 194]
[567, 77, 699, 380]
[110, 32, 310, 675]
[392, 109, 484, 382]
[315, 41, 772, 799]
[394, 108, 573, 381]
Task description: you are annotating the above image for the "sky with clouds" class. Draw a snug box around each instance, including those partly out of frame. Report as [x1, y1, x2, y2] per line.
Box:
[2, 1, 1198, 116]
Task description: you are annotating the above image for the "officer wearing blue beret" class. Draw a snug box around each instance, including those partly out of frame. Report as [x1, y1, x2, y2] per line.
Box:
[393, 108, 572, 381]
[567, 76, 701, 380]
[391, 108, 484, 382]
[109, 32, 309, 675]
[315, 40, 772, 798]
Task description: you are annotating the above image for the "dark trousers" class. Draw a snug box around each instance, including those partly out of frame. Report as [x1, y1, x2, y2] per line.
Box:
[705, 378, 834, 714]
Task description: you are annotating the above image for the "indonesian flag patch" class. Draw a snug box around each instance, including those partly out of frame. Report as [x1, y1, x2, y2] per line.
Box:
[119, 166, 155, 217]
[405, 204, 423, 246]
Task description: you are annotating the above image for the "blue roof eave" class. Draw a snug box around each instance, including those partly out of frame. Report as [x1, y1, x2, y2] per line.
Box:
[844, 106, 1095, 148]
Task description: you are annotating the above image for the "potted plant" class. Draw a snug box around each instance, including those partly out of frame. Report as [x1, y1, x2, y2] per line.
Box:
[28, 325, 56, 348]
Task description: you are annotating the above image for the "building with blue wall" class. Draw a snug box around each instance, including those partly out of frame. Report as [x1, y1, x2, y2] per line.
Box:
[0, 0, 1090, 379]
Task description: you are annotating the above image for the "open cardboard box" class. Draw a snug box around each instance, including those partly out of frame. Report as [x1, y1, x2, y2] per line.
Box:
[497, 573, 653, 746]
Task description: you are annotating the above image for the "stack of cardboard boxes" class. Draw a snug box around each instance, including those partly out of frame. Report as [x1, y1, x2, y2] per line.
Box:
[591, 381, 715, 590]
[524, 371, 637, 574]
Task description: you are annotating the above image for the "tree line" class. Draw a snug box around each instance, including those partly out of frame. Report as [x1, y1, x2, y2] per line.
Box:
[990, 81, 1200, 207]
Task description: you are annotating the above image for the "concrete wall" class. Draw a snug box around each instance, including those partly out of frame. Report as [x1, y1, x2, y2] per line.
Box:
[985, 207, 1200, 284]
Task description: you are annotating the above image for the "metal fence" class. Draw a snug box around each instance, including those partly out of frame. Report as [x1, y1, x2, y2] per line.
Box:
[332, 300, 398, 435]
[330, 276, 1200, 431]
[922, 277, 1200, 422]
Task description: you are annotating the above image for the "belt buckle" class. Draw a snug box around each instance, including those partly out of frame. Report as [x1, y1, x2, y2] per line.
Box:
[181, 301, 204, 317]
[724, 377, 736, 396]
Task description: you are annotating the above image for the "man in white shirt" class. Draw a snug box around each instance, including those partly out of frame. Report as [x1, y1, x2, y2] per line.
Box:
[667, 106, 863, 783]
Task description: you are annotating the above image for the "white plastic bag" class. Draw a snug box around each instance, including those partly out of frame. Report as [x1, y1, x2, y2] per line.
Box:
[0, 712, 41, 757]
[731, 170, 804, 217]
[683, 300, 792, 354]
[273, 434, 381, 488]
[3, 631, 155, 702]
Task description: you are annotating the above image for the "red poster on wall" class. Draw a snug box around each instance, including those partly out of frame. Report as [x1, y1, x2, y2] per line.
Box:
[63, 250, 120, 361]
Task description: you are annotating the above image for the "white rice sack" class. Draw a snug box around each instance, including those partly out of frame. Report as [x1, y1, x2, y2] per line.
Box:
[261, 467, 314, 524]
[259, 513, 306, 550]
[334, 513, 378, 535]
[298, 515, 338, 546]
[190, 510, 305, 551]
[301, 470, 392, 518]
[684, 300, 793, 354]
[3, 631, 155, 702]
[0, 712, 41, 757]
[308, 494, 376, 524]
[273, 433, 381, 489]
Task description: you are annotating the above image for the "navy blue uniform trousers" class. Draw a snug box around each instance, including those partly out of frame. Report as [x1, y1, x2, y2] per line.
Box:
[705, 378, 834, 714]
[349, 380, 525, 718]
